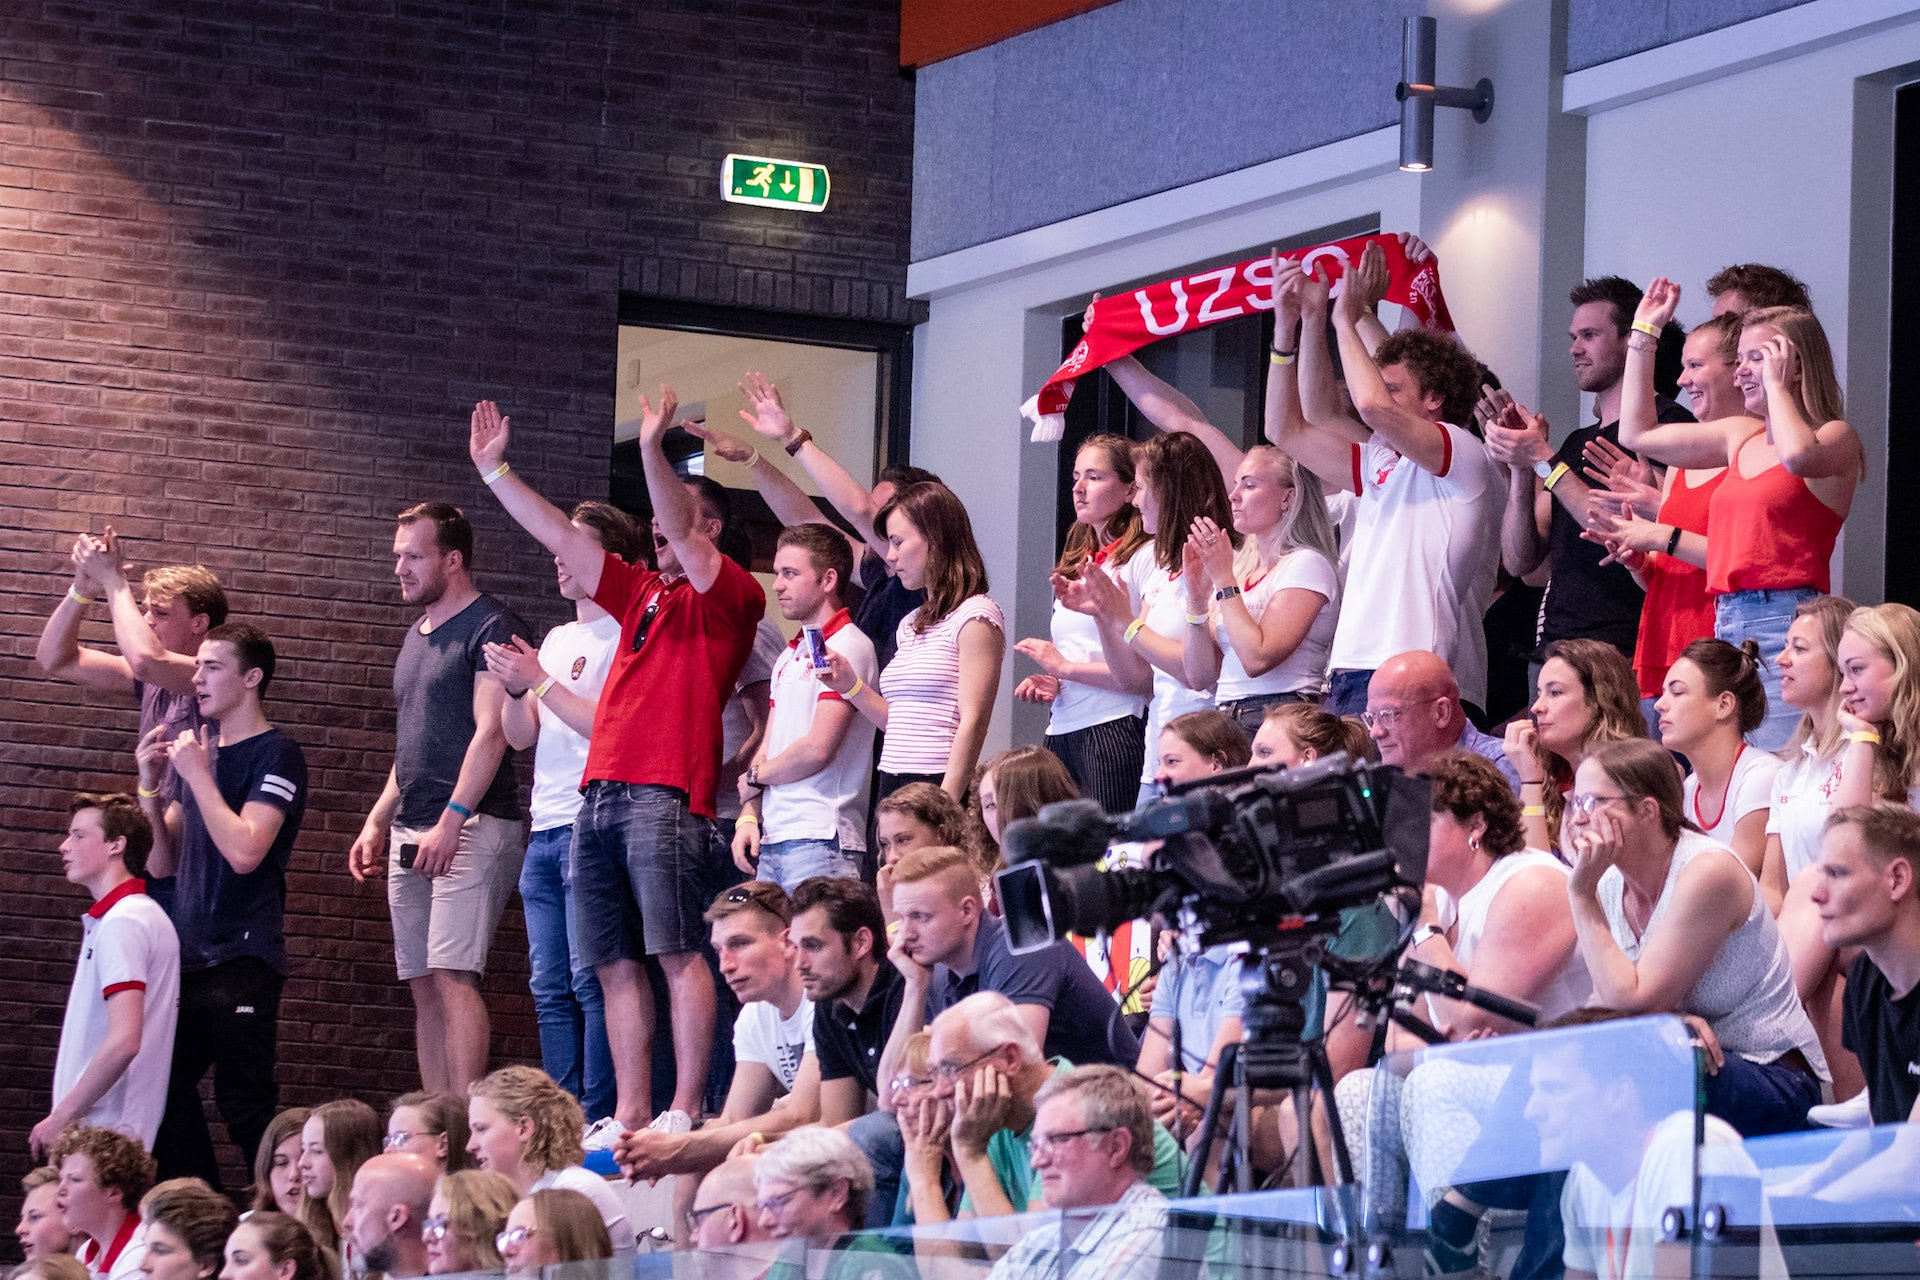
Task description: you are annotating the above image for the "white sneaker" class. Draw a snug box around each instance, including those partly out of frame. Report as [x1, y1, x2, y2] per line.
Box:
[647, 1108, 694, 1135]
[1808, 1090, 1872, 1129]
[582, 1117, 626, 1152]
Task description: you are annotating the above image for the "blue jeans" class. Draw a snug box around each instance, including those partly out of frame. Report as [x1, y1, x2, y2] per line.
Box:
[1716, 587, 1818, 752]
[1327, 668, 1376, 718]
[846, 1109, 905, 1229]
[519, 825, 615, 1121]
[571, 781, 716, 963]
[758, 836, 860, 891]
[1703, 1052, 1820, 1137]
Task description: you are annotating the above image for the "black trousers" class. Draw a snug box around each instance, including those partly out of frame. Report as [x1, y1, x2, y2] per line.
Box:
[153, 957, 284, 1192]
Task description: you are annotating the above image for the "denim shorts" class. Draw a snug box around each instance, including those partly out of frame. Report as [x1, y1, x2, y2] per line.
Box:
[571, 781, 716, 965]
[757, 836, 860, 893]
[1715, 586, 1818, 752]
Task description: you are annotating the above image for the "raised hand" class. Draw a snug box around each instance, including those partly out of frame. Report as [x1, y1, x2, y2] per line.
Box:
[1349, 239, 1391, 313]
[636, 385, 679, 447]
[1081, 292, 1103, 334]
[1637, 276, 1681, 330]
[168, 725, 214, 789]
[1269, 252, 1302, 330]
[1581, 437, 1660, 518]
[1504, 719, 1542, 785]
[1013, 675, 1060, 704]
[1012, 637, 1070, 678]
[1757, 334, 1800, 391]
[736, 372, 799, 447]
[679, 418, 757, 464]
[481, 636, 546, 696]
[1395, 231, 1435, 264]
[1332, 245, 1381, 326]
[74, 528, 126, 592]
[135, 723, 172, 793]
[1051, 557, 1130, 623]
[470, 400, 510, 472]
[1189, 516, 1236, 588]
[1180, 538, 1210, 611]
[812, 648, 858, 696]
[1297, 258, 1331, 316]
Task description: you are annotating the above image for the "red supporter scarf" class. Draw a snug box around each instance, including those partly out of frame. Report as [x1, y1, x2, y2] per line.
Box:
[1021, 233, 1454, 441]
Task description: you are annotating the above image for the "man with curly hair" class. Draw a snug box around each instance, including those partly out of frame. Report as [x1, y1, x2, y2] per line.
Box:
[50, 1126, 157, 1280]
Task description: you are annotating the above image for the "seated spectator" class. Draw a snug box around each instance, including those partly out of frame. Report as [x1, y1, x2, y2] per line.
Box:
[1509, 638, 1646, 851]
[790, 878, 901, 1127]
[1179, 446, 1341, 734]
[821, 482, 1005, 803]
[342, 1154, 435, 1279]
[423, 1170, 515, 1277]
[1362, 650, 1519, 787]
[735, 523, 877, 890]
[296, 1101, 381, 1253]
[751, 1127, 874, 1243]
[905, 994, 1183, 1223]
[1012, 434, 1151, 815]
[1250, 702, 1374, 769]
[869, 1033, 945, 1225]
[14, 1257, 89, 1280]
[219, 1212, 335, 1280]
[684, 1157, 775, 1251]
[984, 1066, 1171, 1280]
[1707, 262, 1811, 316]
[497, 1190, 611, 1279]
[35, 794, 179, 1156]
[1831, 603, 1920, 812]
[614, 883, 819, 1224]
[1565, 738, 1827, 1134]
[466, 1066, 634, 1252]
[50, 1126, 155, 1280]
[383, 1093, 472, 1175]
[249, 1108, 308, 1218]
[1137, 932, 1243, 1149]
[1656, 639, 1778, 877]
[1153, 710, 1250, 791]
[16, 1166, 78, 1262]
[872, 783, 973, 929]
[137, 1179, 236, 1280]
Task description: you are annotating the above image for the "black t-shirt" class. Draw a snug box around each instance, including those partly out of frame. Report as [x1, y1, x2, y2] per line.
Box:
[814, 962, 906, 1096]
[926, 915, 1140, 1067]
[852, 549, 923, 673]
[393, 593, 527, 828]
[172, 727, 307, 973]
[1842, 951, 1920, 1126]
[1533, 397, 1694, 661]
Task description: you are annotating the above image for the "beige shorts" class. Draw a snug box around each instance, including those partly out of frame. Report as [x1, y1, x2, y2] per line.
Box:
[387, 814, 525, 981]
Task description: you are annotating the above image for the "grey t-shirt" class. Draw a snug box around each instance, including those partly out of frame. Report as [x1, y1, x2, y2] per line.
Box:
[394, 593, 527, 828]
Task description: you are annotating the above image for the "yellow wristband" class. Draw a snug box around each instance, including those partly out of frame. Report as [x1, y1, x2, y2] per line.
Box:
[532, 676, 555, 699]
[1543, 462, 1571, 492]
[1184, 610, 1210, 627]
[1849, 730, 1883, 746]
[736, 814, 759, 827]
[1124, 618, 1146, 645]
[137, 784, 161, 799]
[480, 461, 511, 486]
[1268, 349, 1295, 366]
[743, 449, 762, 468]
[846, 675, 865, 699]
[1630, 320, 1660, 337]
[68, 586, 95, 605]
[1521, 805, 1546, 817]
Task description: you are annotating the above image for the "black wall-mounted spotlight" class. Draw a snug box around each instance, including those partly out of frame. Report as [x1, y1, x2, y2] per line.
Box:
[1396, 16, 1493, 172]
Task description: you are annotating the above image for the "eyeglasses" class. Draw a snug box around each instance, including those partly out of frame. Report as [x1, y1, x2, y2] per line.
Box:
[931, 1046, 1002, 1083]
[383, 1131, 422, 1150]
[421, 1216, 450, 1243]
[629, 594, 663, 654]
[495, 1225, 537, 1253]
[684, 1203, 731, 1234]
[1566, 792, 1630, 819]
[1029, 1127, 1115, 1159]
[889, 1074, 933, 1097]
[754, 1187, 808, 1216]
[1359, 696, 1443, 731]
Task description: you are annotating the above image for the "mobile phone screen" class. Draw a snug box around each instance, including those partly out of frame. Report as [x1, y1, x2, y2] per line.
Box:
[399, 842, 419, 869]
[803, 626, 829, 669]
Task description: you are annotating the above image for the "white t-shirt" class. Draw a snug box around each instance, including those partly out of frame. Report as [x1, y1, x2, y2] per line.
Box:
[733, 994, 815, 1091]
[531, 1165, 636, 1252]
[1046, 550, 1149, 736]
[1681, 746, 1780, 858]
[1212, 547, 1338, 703]
[761, 610, 877, 849]
[1125, 555, 1215, 784]
[528, 613, 621, 831]
[54, 879, 179, 1147]
[1329, 426, 1502, 707]
[1766, 739, 1846, 883]
[718, 621, 785, 821]
[878, 595, 1005, 775]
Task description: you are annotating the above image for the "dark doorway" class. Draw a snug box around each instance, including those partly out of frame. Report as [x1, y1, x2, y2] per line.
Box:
[1887, 83, 1920, 606]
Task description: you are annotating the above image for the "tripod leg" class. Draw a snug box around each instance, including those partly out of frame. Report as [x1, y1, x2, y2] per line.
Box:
[1181, 1043, 1237, 1200]
[1310, 1042, 1356, 1187]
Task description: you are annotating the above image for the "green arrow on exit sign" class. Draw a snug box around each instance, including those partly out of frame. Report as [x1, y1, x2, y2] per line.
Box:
[722, 153, 831, 212]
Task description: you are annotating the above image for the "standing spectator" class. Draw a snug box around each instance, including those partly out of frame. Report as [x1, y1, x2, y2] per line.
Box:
[823, 483, 1004, 803]
[1361, 650, 1521, 787]
[297, 1100, 382, 1253]
[17, 1167, 79, 1262]
[1707, 263, 1812, 316]
[137, 1179, 236, 1280]
[1506, 639, 1647, 852]
[1484, 277, 1691, 676]
[1013, 435, 1151, 812]
[1181, 446, 1342, 733]
[482, 500, 643, 1128]
[250, 1108, 309, 1218]
[470, 395, 764, 1135]
[50, 1127, 155, 1280]
[1656, 639, 1778, 876]
[422, 1170, 516, 1277]
[465, 1066, 635, 1252]
[871, 783, 973, 930]
[347, 502, 527, 1094]
[384, 1093, 473, 1176]
[1250, 703, 1374, 769]
[342, 1154, 436, 1280]
[1618, 280, 1864, 749]
[34, 795, 179, 1155]
[735, 523, 877, 889]
[135, 623, 304, 1190]
[1053, 432, 1227, 806]
[1267, 250, 1501, 716]
[790, 877, 903, 1127]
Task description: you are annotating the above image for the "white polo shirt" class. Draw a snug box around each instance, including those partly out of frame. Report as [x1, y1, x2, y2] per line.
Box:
[54, 877, 179, 1148]
[77, 1212, 148, 1280]
[527, 612, 621, 832]
[762, 610, 878, 849]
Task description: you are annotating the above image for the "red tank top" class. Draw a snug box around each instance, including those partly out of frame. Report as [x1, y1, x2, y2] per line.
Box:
[1706, 432, 1845, 595]
[1635, 468, 1725, 698]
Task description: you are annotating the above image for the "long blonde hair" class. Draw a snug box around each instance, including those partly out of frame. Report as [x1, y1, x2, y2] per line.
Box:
[1843, 603, 1920, 800]
[1742, 306, 1857, 471]
[1785, 594, 1856, 759]
[1224, 446, 1341, 617]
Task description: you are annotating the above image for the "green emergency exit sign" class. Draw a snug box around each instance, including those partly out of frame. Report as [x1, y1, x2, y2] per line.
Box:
[722, 153, 831, 212]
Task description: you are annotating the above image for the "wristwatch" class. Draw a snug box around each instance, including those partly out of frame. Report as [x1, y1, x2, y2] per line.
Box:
[1532, 459, 1553, 479]
[1412, 923, 1446, 949]
[1213, 585, 1243, 602]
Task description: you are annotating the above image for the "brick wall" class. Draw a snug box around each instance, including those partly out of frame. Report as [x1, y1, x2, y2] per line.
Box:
[0, 0, 914, 1243]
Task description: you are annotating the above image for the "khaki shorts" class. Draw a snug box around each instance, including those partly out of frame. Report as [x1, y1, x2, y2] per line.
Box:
[387, 814, 525, 980]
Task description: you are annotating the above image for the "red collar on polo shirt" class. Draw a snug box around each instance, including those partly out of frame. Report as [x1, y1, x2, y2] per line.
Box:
[82, 1211, 140, 1272]
[786, 608, 853, 649]
[1090, 536, 1125, 566]
[86, 877, 147, 920]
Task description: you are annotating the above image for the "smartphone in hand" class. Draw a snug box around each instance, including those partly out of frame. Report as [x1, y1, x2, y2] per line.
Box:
[399, 842, 419, 870]
[802, 625, 829, 669]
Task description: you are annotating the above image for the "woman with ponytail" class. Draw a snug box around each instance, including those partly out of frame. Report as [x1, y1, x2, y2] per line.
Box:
[1250, 703, 1375, 769]
[1655, 638, 1778, 876]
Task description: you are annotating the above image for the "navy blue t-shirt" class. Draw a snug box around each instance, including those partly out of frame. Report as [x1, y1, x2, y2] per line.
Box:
[393, 593, 526, 828]
[852, 549, 923, 673]
[927, 914, 1139, 1067]
[172, 726, 307, 973]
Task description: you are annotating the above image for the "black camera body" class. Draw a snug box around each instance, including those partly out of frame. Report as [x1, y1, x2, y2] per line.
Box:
[995, 752, 1429, 955]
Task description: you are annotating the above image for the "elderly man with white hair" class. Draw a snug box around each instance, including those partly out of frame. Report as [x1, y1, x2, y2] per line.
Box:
[750, 1126, 874, 1243]
[900, 992, 1185, 1225]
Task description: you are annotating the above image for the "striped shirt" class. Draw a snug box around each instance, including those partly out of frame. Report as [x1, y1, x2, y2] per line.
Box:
[877, 594, 1004, 775]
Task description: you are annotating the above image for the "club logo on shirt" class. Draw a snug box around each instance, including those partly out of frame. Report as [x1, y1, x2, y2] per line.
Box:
[1374, 452, 1403, 487]
[571, 656, 586, 680]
